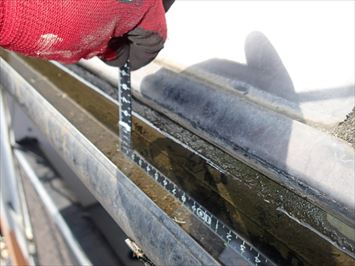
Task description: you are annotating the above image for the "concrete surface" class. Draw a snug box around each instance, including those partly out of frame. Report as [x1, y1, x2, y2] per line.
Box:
[332, 107, 355, 148]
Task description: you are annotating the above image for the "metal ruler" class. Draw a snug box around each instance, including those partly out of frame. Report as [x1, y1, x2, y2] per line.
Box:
[118, 61, 275, 266]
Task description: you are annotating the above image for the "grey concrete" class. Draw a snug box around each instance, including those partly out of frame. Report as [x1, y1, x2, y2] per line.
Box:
[332, 108, 355, 148]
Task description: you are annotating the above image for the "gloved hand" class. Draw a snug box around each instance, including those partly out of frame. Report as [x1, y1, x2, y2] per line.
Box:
[0, 0, 172, 70]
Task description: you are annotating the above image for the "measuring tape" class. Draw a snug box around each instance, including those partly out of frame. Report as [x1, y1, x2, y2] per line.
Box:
[118, 61, 275, 266]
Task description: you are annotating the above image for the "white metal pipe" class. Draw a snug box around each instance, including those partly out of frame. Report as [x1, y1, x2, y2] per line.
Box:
[14, 149, 92, 266]
[0, 89, 21, 214]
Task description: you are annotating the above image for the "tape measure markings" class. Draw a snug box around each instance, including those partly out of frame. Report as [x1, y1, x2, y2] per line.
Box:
[118, 62, 274, 266]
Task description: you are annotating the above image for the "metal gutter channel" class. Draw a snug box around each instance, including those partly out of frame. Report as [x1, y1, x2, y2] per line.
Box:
[78, 59, 355, 226]
[135, 66, 355, 224]
[3, 52, 355, 264]
[0, 58, 220, 266]
[43, 58, 355, 263]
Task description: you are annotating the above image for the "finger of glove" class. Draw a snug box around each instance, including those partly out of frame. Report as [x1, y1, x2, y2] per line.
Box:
[103, 0, 166, 70]
[127, 28, 164, 70]
[104, 36, 130, 68]
[163, 0, 175, 12]
[104, 28, 164, 70]
[126, 0, 166, 70]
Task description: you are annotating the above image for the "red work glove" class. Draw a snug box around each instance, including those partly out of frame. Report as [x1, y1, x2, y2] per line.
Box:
[0, 0, 170, 70]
